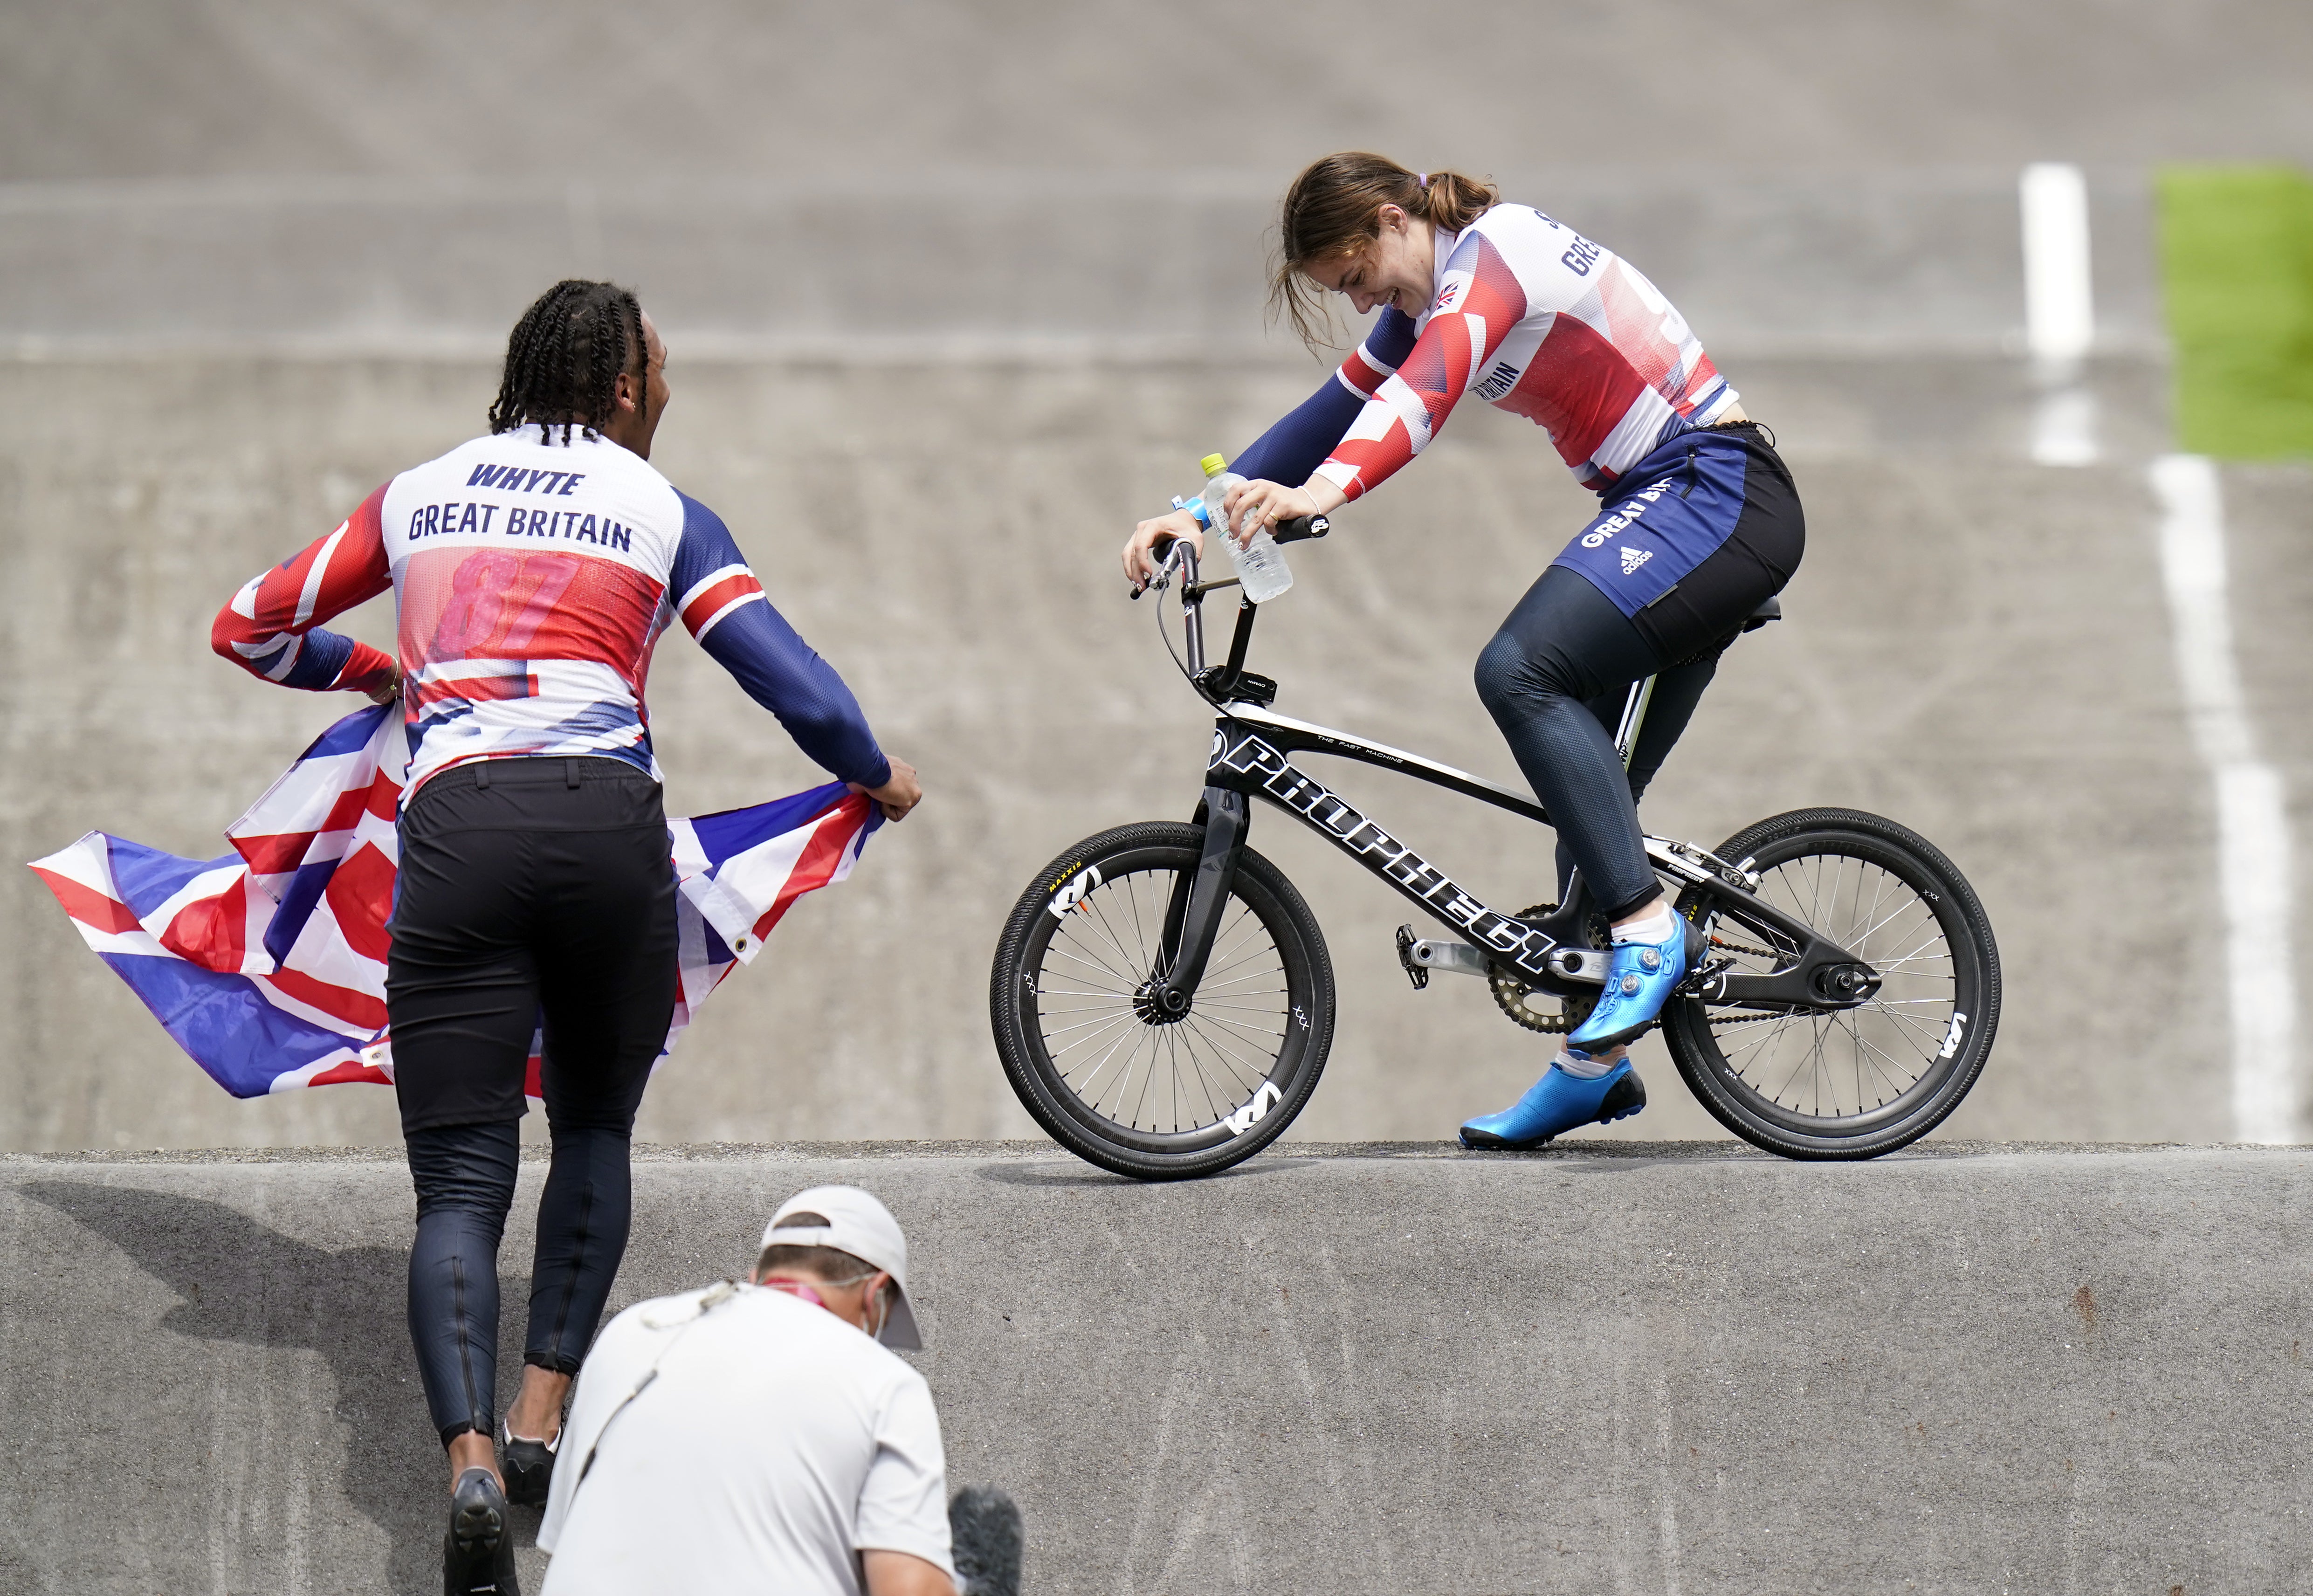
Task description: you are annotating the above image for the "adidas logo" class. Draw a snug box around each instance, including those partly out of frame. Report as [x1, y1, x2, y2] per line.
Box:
[1619, 546, 1652, 575]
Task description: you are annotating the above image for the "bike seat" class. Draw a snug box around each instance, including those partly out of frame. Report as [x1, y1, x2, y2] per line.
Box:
[1739, 596, 1782, 633]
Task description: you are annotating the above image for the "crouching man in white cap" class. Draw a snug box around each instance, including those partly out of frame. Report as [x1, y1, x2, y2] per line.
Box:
[536, 1185, 956, 1596]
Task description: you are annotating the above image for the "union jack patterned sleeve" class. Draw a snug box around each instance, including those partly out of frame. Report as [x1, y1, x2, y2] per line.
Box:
[669, 494, 890, 790]
[1227, 307, 1421, 487]
[1315, 229, 1528, 502]
[211, 488, 398, 697]
[1315, 206, 1739, 499]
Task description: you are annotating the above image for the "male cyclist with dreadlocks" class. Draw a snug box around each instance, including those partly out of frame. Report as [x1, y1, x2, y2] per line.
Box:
[213, 280, 922, 1596]
[1122, 153, 1804, 1152]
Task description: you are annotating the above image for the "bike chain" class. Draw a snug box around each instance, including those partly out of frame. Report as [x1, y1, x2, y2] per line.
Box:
[1687, 929, 1800, 1029]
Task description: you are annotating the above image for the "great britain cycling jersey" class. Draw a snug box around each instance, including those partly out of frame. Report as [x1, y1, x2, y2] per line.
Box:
[1313, 205, 1737, 497]
[212, 425, 890, 793]
[1223, 203, 1760, 620]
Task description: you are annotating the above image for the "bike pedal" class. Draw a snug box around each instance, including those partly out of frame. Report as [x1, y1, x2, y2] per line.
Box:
[1673, 956, 1734, 1002]
[1394, 925, 1429, 991]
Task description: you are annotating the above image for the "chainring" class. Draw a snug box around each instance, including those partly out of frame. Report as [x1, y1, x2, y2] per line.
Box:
[1488, 902, 1605, 1035]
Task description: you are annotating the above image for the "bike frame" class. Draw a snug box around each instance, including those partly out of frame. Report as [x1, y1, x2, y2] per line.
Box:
[1146, 537, 1874, 1016]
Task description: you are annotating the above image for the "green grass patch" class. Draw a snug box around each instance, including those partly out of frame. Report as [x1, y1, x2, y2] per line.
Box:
[2156, 164, 2313, 459]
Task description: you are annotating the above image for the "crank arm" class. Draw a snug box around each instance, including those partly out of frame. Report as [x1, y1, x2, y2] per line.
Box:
[1401, 934, 1607, 986]
[1401, 933, 1481, 981]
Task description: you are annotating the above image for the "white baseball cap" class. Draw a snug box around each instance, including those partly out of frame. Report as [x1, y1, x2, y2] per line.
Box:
[760, 1184, 922, 1349]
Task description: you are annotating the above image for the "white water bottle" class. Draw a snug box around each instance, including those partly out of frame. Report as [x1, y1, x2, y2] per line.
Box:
[1196, 453, 1294, 603]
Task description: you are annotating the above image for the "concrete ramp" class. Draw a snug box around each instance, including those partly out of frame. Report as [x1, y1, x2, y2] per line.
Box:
[4, 1142, 2305, 1594]
[0, 169, 2166, 363]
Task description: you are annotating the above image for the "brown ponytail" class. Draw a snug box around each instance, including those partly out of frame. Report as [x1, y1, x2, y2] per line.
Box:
[1267, 152, 1500, 351]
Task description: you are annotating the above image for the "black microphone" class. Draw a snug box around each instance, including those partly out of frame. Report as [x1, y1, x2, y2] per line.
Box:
[949, 1486, 1023, 1596]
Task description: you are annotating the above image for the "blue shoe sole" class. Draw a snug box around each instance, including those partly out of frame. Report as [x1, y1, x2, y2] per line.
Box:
[1458, 1069, 1647, 1149]
[1569, 1014, 1658, 1053]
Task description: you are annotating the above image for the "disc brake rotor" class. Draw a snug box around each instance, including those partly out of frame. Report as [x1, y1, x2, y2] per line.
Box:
[1488, 902, 1605, 1035]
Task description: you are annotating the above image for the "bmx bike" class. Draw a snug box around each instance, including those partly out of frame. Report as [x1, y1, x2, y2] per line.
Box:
[990, 518, 1999, 1180]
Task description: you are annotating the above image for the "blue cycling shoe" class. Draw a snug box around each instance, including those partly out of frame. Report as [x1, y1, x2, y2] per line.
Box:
[1459, 1057, 1647, 1149]
[1568, 914, 1698, 1053]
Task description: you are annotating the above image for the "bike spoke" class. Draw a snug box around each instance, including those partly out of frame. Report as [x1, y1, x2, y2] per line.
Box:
[1025, 851, 1304, 1140]
[1200, 913, 1272, 984]
[1065, 1015, 1146, 1102]
[1689, 841, 1977, 1125]
[1048, 1010, 1137, 1063]
[1122, 871, 1155, 975]
[1175, 1029, 1234, 1128]
[1196, 1009, 1287, 1042]
[1182, 1015, 1271, 1095]
[1040, 1008, 1142, 1041]
[1046, 930, 1137, 989]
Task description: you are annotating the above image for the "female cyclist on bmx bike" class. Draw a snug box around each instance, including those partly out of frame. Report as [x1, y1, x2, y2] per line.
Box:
[991, 152, 1997, 1178]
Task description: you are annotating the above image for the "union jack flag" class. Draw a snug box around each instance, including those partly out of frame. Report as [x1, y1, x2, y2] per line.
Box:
[29, 705, 879, 1098]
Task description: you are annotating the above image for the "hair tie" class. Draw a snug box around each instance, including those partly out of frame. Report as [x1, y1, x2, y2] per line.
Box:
[1418, 172, 1430, 188]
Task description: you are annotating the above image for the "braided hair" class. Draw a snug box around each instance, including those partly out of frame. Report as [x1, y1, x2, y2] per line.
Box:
[488, 280, 649, 444]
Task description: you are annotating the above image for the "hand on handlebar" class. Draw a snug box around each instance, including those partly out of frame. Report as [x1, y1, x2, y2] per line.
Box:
[1123, 509, 1205, 592]
[1217, 479, 1346, 547]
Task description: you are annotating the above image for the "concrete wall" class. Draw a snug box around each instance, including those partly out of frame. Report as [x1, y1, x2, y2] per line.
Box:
[0, 172, 2166, 360]
[4, 0, 2311, 1154]
[7, 0, 2311, 185]
[7, 1143, 2310, 1594]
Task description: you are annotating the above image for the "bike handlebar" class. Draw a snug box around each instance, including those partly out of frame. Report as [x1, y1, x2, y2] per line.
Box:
[1144, 512, 1327, 572]
[1133, 513, 1329, 610]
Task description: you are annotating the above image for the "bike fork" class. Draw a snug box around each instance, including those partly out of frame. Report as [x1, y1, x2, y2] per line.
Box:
[1153, 786, 1249, 1011]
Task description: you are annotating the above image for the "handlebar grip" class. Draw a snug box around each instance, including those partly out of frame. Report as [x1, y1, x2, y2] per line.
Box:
[1273, 514, 1330, 545]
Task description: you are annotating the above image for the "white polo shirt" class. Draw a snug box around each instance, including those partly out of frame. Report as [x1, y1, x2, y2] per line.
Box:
[538, 1283, 956, 1596]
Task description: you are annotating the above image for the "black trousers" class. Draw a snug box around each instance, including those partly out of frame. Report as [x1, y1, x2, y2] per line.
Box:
[1474, 430, 1804, 921]
[387, 755, 678, 1445]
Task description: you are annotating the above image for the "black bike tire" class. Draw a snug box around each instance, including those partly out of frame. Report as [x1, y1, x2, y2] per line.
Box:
[989, 821, 1335, 1181]
[1661, 807, 2000, 1160]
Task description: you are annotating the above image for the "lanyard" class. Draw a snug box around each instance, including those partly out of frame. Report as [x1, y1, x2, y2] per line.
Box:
[569, 1280, 743, 1490]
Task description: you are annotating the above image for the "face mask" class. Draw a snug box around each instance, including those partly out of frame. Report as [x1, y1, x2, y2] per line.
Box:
[762, 1272, 888, 1336]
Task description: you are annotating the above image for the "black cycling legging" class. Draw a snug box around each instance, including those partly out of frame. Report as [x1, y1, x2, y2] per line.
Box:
[1474, 434, 1804, 922]
[388, 755, 679, 1446]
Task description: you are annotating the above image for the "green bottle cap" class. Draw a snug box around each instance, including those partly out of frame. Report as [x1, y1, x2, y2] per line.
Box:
[1200, 454, 1227, 476]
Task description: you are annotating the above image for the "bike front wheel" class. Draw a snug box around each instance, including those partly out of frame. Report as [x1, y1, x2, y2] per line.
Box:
[1663, 807, 2000, 1159]
[989, 821, 1335, 1180]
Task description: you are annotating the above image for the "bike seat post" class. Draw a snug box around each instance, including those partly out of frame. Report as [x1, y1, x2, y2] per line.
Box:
[1614, 675, 1657, 771]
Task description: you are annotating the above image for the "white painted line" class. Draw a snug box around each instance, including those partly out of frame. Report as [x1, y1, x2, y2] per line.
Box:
[2021, 163, 2095, 365]
[2022, 162, 2099, 465]
[2031, 385, 2099, 467]
[2150, 454, 2299, 1142]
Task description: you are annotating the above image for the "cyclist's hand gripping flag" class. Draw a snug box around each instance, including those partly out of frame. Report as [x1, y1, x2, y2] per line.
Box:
[28, 704, 880, 1098]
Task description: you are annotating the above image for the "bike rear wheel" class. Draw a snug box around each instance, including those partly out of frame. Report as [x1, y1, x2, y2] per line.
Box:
[989, 821, 1335, 1180]
[1662, 807, 1999, 1159]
